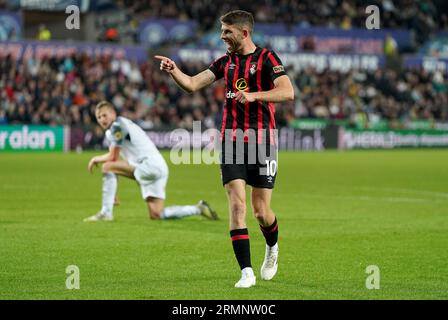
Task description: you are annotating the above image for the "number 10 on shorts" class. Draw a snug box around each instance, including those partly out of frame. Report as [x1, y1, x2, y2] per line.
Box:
[265, 160, 277, 176]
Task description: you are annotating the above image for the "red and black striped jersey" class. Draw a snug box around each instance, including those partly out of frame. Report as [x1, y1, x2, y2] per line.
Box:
[208, 47, 286, 144]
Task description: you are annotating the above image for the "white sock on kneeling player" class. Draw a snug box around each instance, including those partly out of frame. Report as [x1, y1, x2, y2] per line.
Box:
[160, 205, 200, 219]
[101, 172, 117, 218]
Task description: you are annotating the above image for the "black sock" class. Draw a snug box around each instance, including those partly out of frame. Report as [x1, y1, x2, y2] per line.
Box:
[230, 228, 252, 270]
[260, 217, 278, 247]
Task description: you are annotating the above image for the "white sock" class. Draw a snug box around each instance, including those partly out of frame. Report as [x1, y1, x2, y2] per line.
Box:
[101, 172, 117, 218]
[160, 205, 201, 219]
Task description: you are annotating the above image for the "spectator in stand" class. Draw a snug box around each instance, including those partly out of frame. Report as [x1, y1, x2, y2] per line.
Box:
[105, 27, 119, 42]
[37, 24, 51, 41]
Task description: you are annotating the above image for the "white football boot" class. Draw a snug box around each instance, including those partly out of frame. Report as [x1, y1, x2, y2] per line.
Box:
[235, 267, 256, 288]
[198, 200, 219, 220]
[260, 243, 279, 280]
[83, 212, 113, 222]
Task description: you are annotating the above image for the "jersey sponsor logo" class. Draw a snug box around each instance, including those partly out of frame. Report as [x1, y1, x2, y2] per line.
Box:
[234, 78, 248, 91]
[273, 65, 284, 74]
[226, 91, 236, 99]
[228, 63, 236, 69]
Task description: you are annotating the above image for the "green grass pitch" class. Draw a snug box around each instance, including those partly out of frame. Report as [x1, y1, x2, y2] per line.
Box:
[0, 150, 447, 299]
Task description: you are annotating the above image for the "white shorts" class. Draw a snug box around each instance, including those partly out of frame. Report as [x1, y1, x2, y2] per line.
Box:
[133, 158, 169, 200]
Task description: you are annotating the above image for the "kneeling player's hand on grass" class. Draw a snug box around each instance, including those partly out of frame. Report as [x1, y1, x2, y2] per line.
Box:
[88, 158, 98, 173]
[154, 55, 177, 73]
[235, 91, 256, 103]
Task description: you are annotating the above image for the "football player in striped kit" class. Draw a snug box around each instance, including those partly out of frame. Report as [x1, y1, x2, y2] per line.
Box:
[156, 10, 294, 288]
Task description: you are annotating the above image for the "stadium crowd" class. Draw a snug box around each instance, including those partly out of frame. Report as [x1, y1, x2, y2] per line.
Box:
[1, 53, 447, 132]
[1, 0, 446, 46]
[292, 66, 448, 128]
[116, 0, 447, 44]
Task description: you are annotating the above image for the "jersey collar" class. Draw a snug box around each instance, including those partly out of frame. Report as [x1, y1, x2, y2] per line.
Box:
[227, 46, 260, 58]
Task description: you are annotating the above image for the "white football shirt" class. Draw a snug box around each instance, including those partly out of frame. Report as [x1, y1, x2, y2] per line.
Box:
[105, 116, 167, 168]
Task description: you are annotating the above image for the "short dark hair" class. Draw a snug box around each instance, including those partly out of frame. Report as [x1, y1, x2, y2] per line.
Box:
[220, 10, 254, 33]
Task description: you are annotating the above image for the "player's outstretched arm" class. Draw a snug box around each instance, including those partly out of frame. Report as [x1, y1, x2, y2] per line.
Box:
[87, 147, 120, 173]
[154, 55, 215, 93]
[235, 75, 294, 104]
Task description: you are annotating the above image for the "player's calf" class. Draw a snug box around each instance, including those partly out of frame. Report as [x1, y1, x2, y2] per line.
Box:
[149, 211, 162, 220]
[146, 197, 163, 220]
[251, 198, 272, 225]
[230, 204, 247, 228]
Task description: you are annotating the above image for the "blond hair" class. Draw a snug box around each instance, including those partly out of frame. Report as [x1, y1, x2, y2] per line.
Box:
[95, 101, 115, 112]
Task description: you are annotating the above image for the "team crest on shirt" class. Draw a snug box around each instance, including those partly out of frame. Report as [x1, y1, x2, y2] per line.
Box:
[250, 63, 257, 75]
[114, 131, 123, 141]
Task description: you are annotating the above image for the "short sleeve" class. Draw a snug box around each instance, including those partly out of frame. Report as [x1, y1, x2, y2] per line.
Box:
[264, 51, 287, 82]
[208, 55, 228, 80]
[109, 121, 127, 147]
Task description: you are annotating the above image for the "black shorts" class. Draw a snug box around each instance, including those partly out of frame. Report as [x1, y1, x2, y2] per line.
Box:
[220, 142, 278, 189]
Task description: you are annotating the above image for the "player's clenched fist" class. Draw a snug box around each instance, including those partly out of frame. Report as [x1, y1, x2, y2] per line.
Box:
[154, 55, 177, 73]
[235, 90, 256, 103]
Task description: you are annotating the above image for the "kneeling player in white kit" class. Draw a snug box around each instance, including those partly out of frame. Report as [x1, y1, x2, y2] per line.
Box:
[84, 101, 218, 222]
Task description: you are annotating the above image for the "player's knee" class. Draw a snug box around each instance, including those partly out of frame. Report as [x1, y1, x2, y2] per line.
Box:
[252, 201, 269, 220]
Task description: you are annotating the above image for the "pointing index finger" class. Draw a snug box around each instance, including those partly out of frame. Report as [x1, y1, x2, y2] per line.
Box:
[154, 55, 168, 61]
